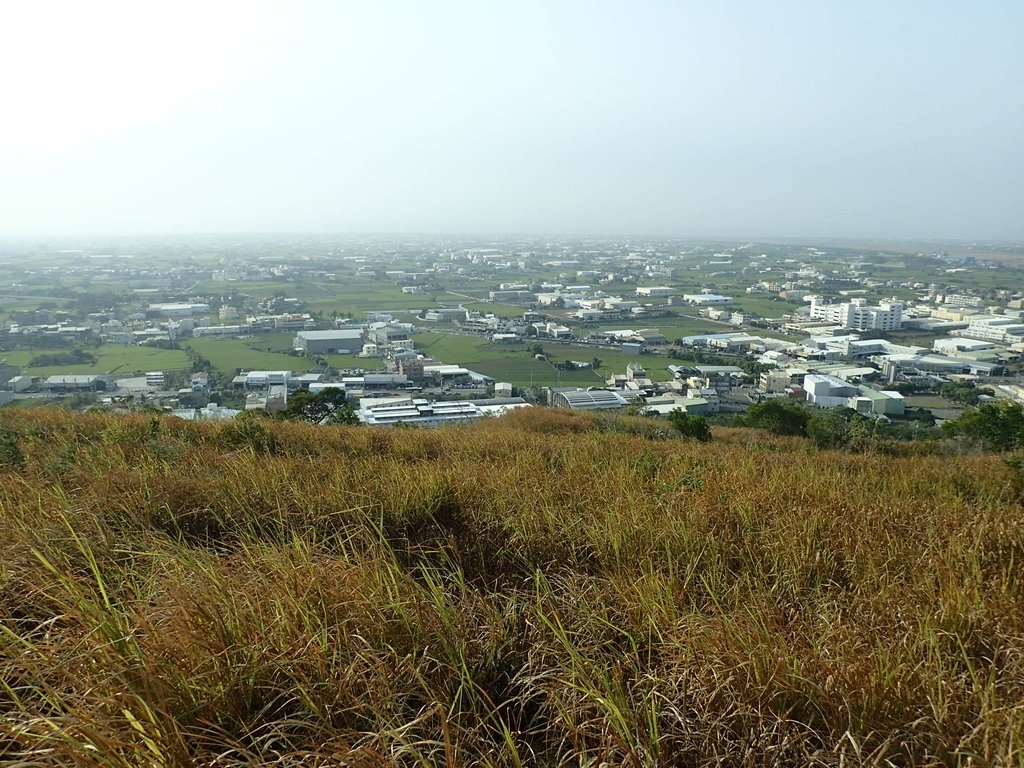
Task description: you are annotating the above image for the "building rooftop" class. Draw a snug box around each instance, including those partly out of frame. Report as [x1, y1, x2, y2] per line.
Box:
[296, 329, 364, 339]
[555, 389, 628, 409]
[44, 375, 100, 384]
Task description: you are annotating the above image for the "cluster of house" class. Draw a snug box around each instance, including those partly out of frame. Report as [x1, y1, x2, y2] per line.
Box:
[169, 367, 530, 426]
[484, 285, 734, 323]
[0, 301, 320, 346]
[542, 361, 734, 417]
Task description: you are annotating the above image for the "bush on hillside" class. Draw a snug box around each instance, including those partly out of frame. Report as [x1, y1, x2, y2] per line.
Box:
[741, 398, 810, 436]
[667, 409, 712, 442]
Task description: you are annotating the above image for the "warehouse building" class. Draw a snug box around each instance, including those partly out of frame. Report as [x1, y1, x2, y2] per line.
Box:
[549, 388, 629, 410]
[293, 328, 365, 354]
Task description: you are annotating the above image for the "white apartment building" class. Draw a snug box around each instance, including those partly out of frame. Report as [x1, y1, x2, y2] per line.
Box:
[808, 297, 903, 331]
[943, 294, 984, 308]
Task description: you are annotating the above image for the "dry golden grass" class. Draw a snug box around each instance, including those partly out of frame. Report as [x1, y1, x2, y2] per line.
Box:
[1, 407, 1023, 766]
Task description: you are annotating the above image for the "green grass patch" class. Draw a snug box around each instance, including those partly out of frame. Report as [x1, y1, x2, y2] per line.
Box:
[183, 337, 310, 374]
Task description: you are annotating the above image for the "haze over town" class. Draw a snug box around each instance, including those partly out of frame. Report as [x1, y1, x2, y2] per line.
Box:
[2, 0, 1022, 239]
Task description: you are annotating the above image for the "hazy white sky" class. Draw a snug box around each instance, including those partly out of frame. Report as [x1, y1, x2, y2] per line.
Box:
[1, 1, 1021, 238]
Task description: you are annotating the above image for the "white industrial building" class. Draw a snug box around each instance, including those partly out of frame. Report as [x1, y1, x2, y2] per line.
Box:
[233, 370, 294, 389]
[932, 337, 998, 355]
[358, 397, 529, 427]
[147, 303, 210, 318]
[878, 353, 1002, 377]
[171, 403, 241, 421]
[959, 315, 1024, 343]
[635, 286, 675, 298]
[803, 374, 905, 416]
[683, 293, 734, 305]
[42, 375, 105, 392]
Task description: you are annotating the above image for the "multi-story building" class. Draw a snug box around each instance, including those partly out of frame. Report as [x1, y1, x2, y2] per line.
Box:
[943, 294, 984, 308]
[808, 297, 903, 331]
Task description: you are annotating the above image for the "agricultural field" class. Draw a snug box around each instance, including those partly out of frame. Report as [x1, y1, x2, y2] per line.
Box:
[411, 331, 671, 386]
[0, 344, 190, 376]
[183, 333, 380, 376]
[583, 316, 723, 339]
[0, 295, 73, 312]
[1, 408, 1023, 765]
[728, 296, 804, 317]
[182, 336, 308, 375]
[903, 395, 969, 421]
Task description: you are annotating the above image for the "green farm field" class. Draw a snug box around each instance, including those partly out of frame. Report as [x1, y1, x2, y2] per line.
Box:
[183, 334, 372, 375]
[729, 296, 804, 317]
[412, 331, 672, 386]
[0, 345, 190, 376]
[582, 316, 722, 338]
[182, 336, 308, 374]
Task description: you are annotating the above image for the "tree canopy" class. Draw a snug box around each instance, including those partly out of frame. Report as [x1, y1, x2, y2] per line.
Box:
[278, 389, 358, 425]
[942, 401, 1024, 451]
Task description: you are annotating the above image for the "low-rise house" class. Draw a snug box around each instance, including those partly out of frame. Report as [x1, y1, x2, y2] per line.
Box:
[759, 370, 793, 394]
[641, 394, 712, 416]
[240, 371, 293, 389]
[8, 375, 33, 392]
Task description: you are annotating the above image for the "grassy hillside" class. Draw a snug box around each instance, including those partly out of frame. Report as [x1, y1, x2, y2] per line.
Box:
[1, 408, 1023, 766]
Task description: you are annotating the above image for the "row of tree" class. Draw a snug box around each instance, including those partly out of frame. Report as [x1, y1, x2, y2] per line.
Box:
[738, 396, 1024, 453]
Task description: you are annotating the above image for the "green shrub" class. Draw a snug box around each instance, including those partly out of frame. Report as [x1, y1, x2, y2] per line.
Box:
[667, 409, 712, 442]
[742, 398, 810, 436]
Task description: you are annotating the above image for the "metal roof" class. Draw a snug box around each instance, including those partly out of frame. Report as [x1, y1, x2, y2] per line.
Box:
[296, 329, 364, 339]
